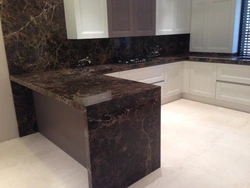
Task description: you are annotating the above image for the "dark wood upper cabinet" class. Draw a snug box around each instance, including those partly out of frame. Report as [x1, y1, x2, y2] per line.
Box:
[107, 0, 156, 38]
[107, 0, 134, 37]
[134, 0, 156, 36]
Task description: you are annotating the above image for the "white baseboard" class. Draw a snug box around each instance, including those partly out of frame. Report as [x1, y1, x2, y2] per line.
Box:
[182, 93, 250, 113]
[162, 94, 182, 105]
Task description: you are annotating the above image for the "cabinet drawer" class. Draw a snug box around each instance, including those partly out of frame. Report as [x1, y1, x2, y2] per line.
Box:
[189, 62, 217, 98]
[216, 82, 250, 106]
[217, 64, 250, 85]
[120, 65, 165, 83]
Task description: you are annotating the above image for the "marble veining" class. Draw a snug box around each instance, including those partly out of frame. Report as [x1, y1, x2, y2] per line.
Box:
[86, 88, 161, 188]
[10, 59, 162, 188]
[0, 0, 190, 75]
[0, 0, 189, 136]
[10, 59, 168, 111]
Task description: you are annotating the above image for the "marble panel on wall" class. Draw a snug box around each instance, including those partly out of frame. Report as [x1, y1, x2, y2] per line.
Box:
[0, 0, 190, 136]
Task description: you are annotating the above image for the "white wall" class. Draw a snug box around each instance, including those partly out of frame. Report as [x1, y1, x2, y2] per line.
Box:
[0, 20, 19, 142]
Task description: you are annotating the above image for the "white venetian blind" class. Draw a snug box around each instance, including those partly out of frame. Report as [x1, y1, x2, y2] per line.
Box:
[240, 0, 250, 56]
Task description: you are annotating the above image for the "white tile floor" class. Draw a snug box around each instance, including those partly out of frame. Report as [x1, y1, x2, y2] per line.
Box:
[1, 99, 250, 188]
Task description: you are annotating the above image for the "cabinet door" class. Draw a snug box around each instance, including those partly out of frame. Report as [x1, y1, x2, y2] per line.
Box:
[190, 62, 217, 98]
[156, 0, 175, 35]
[190, 0, 208, 52]
[107, 0, 134, 37]
[165, 62, 183, 97]
[206, 0, 235, 53]
[183, 61, 190, 94]
[216, 82, 250, 106]
[176, 0, 191, 34]
[63, 0, 109, 39]
[134, 0, 156, 36]
[119, 65, 164, 83]
[217, 64, 250, 85]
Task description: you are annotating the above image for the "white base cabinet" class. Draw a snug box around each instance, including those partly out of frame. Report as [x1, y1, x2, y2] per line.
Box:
[111, 65, 166, 102]
[189, 61, 217, 98]
[164, 62, 183, 97]
[216, 82, 250, 106]
[217, 64, 250, 85]
[182, 61, 190, 94]
[105, 63, 184, 104]
[119, 65, 164, 84]
[105, 61, 250, 112]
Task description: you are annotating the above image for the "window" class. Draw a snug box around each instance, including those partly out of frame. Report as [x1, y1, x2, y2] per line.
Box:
[239, 0, 250, 56]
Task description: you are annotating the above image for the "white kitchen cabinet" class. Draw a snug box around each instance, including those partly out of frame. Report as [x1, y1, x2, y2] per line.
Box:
[119, 65, 164, 84]
[182, 61, 190, 94]
[190, 0, 241, 53]
[63, 0, 109, 39]
[216, 82, 250, 106]
[156, 0, 191, 35]
[118, 65, 165, 102]
[190, 0, 208, 51]
[189, 62, 217, 98]
[217, 64, 250, 85]
[206, 0, 241, 53]
[164, 62, 183, 97]
[175, 0, 191, 34]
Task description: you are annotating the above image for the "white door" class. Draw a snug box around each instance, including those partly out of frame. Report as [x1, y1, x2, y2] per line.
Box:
[175, 0, 191, 34]
[206, 0, 234, 53]
[63, 0, 109, 39]
[156, 0, 191, 35]
[189, 61, 217, 98]
[165, 62, 183, 97]
[190, 0, 208, 52]
[0, 20, 18, 142]
[156, 0, 175, 35]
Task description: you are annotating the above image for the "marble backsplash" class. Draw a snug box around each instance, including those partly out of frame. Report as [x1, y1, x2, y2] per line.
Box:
[0, 0, 190, 136]
[0, 0, 189, 75]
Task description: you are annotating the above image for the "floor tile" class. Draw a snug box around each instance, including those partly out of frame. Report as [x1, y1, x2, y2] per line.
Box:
[1, 99, 250, 188]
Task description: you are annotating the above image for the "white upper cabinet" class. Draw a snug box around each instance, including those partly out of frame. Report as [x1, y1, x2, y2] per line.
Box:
[175, 0, 191, 34]
[190, 0, 208, 51]
[156, 0, 175, 35]
[63, 0, 108, 39]
[190, 0, 242, 53]
[206, 0, 241, 53]
[156, 0, 191, 35]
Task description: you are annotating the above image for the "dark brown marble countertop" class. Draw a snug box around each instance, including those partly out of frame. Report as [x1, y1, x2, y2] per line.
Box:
[10, 56, 187, 111]
[10, 69, 157, 111]
[189, 55, 250, 65]
[10, 55, 250, 112]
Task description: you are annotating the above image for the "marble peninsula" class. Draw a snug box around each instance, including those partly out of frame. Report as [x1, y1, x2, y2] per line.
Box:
[9, 56, 188, 187]
[10, 59, 169, 188]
